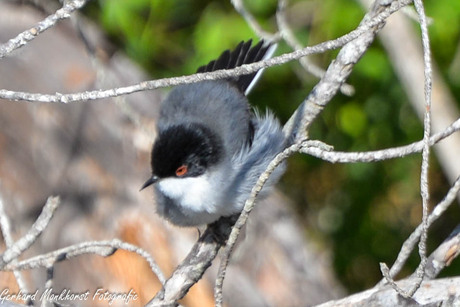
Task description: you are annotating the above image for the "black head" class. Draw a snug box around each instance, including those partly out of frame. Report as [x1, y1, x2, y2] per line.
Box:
[149, 123, 223, 182]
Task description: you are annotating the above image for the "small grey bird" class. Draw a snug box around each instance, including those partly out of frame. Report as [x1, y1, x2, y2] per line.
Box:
[141, 40, 286, 226]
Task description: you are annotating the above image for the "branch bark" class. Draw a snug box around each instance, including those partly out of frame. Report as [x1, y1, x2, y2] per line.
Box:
[147, 216, 237, 307]
[0, 0, 88, 59]
[283, 0, 412, 142]
[318, 276, 460, 307]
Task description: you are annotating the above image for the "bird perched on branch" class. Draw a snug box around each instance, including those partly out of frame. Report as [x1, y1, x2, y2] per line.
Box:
[141, 40, 286, 226]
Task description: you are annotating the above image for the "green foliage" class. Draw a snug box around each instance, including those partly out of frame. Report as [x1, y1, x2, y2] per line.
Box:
[315, 0, 363, 39]
[191, 6, 253, 73]
[244, 0, 278, 16]
[338, 102, 368, 138]
[425, 0, 460, 66]
[85, 0, 460, 293]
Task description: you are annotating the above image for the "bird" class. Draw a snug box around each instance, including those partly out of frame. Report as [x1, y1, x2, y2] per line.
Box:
[141, 40, 286, 227]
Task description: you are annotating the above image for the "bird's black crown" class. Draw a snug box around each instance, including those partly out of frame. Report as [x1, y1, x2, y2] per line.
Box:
[151, 123, 224, 178]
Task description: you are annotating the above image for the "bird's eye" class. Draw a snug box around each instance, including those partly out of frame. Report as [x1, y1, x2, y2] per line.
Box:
[175, 165, 188, 177]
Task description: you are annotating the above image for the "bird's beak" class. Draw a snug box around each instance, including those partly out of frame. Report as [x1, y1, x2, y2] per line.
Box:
[140, 175, 159, 191]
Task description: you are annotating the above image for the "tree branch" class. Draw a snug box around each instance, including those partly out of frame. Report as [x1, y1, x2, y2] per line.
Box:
[318, 276, 460, 307]
[276, 0, 355, 96]
[283, 0, 412, 142]
[0, 196, 60, 268]
[0, 194, 29, 298]
[4, 239, 165, 285]
[147, 216, 238, 307]
[378, 174, 460, 286]
[404, 0, 433, 297]
[0, 0, 88, 59]
[425, 224, 460, 280]
[230, 0, 280, 42]
[300, 117, 460, 163]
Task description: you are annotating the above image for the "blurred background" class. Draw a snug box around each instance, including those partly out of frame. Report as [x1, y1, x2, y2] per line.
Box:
[1, 0, 460, 306]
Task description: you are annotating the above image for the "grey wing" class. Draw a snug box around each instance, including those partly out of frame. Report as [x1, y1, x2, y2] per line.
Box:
[228, 111, 286, 210]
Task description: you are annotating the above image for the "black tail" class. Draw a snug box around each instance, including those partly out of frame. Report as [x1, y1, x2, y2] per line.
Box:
[196, 40, 276, 95]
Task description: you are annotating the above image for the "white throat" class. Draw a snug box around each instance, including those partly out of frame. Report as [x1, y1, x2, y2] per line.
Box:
[157, 175, 218, 213]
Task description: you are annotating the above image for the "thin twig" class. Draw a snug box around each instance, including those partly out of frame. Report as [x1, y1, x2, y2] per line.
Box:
[378, 174, 460, 286]
[41, 265, 55, 307]
[409, 0, 433, 297]
[214, 142, 304, 307]
[114, 240, 166, 285]
[147, 216, 237, 306]
[380, 0, 433, 297]
[276, 0, 355, 96]
[230, 0, 280, 42]
[4, 238, 165, 284]
[0, 196, 60, 268]
[0, 194, 29, 298]
[0, 0, 88, 59]
[300, 117, 460, 163]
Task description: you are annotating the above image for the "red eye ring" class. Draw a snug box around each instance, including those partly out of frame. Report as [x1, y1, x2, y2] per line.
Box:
[175, 165, 188, 177]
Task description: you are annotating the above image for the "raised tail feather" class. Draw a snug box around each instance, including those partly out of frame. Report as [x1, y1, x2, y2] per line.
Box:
[196, 40, 277, 95]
